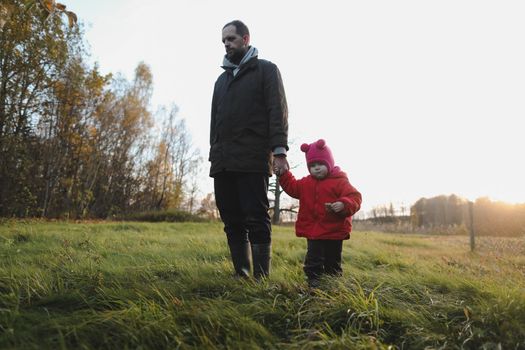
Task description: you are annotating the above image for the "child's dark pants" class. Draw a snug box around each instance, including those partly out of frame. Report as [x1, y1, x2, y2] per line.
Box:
[304, 239, 343, 286]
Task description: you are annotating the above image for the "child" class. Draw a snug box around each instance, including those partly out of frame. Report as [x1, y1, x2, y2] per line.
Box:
[277, 139, 362, 288]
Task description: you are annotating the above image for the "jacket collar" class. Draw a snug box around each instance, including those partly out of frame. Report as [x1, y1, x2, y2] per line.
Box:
[222, 46, 258, 76]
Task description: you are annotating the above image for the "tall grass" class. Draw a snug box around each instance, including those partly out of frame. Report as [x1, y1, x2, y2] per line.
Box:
[0, 221, 524, 349]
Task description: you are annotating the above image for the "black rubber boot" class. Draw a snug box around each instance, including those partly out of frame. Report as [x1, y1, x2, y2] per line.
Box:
[251, 243, 271, 280]
[228, 242, 251, 278]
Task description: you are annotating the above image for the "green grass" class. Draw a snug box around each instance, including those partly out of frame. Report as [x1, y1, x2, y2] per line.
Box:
[0, 221, 524, 349]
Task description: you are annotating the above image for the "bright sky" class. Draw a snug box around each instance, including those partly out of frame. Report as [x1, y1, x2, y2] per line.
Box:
[67, 0, 524, 214]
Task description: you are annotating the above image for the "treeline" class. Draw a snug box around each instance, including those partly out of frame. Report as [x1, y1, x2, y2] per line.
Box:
[411, 195, 525, 236]
[410, 195, 466, 228]
[410, 195, 525, 236]
[470, 197, 525, 236]
[355, 195, 525, 236]
[0, 1, 201, 219]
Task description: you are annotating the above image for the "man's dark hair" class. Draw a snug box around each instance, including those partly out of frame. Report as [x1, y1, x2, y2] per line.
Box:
[223, 20, 250, 37]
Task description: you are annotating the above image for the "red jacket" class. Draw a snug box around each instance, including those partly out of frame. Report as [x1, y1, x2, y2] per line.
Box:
[279, 167, 362, 240]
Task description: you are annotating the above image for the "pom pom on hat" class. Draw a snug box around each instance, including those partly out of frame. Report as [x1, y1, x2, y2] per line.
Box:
[301, 139, 334, 174]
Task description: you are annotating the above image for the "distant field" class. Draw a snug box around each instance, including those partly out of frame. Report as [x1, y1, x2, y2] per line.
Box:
[0, 221, 524, 349]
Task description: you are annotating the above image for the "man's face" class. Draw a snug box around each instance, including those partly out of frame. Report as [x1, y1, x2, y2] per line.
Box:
[222, 25, 249, 63]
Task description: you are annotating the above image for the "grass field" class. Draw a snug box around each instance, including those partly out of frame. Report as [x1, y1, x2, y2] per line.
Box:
[1, 221, 524, 349]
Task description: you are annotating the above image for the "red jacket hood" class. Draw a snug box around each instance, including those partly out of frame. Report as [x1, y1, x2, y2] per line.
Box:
[328, 166, 345, 178]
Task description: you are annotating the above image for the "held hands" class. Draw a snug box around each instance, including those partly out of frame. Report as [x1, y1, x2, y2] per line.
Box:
[273, 156, 289, 176]
[324, 201, 344, 213]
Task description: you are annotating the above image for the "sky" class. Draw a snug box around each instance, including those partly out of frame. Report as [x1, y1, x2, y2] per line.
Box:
[65, 0, 525, 214]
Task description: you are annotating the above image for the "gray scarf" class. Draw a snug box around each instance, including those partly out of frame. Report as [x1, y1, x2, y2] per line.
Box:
[222, 46, 258, 76]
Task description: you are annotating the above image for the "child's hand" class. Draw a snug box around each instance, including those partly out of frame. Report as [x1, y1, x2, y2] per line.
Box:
[273, 167, 287, 176]
[331, 201, 344, 213]
[325, 202, 344, 213]
[273, 156, 289, 176]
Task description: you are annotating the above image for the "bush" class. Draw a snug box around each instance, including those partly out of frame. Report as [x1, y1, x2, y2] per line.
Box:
[116, 209, 207, 223]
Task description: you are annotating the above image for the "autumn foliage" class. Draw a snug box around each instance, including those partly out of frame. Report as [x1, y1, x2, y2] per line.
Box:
[0, 0, 201, 219]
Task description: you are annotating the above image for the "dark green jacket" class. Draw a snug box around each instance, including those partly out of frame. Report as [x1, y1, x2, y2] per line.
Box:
[209, 56, 288, 176]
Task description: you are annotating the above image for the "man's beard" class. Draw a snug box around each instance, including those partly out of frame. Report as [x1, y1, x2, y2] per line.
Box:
[228, 49, 245, 65]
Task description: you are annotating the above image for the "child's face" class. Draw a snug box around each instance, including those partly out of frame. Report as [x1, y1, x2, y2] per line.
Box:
[308, 162, 328, 179]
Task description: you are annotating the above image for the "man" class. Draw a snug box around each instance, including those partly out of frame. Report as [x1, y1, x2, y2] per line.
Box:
[209, 20, 289, 279]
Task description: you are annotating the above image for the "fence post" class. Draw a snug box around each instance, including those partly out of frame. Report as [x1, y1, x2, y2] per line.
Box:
[469, 201, 475, 251]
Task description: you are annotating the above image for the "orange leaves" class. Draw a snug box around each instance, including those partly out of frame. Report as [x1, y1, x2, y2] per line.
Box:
[49, 1, 78, 28]
[55, 2, 66, 11]
[0, 3, 13, 29]
[88, 126, 98, 139]
[23, 0, 77, 27]
[40, 0, 55, 13]
[65, 10, 76, 27]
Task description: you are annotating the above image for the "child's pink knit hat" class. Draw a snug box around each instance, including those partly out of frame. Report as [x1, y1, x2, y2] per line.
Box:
[300, 139, 334, 174]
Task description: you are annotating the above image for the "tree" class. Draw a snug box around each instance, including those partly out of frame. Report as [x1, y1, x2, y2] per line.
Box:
[410, 194, 468, 229]
[89, 63, 153, 217]
[0, 0, 82, 216]
[269, 175, 284, 224]
[38, 58, 109, 218]
[197, 193, 219, 220]
[24, 0, 77, 28]
[268, 158, 301, 224]
[183, 156, 203, 214]
[0, 3, 203, 219]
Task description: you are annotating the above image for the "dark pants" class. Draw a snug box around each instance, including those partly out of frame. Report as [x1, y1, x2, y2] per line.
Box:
[214, 172, 271, 245]
[304, 239, 343, 284]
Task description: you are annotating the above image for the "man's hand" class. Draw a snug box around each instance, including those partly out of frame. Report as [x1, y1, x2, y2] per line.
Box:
[273, 156, 289, 176]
